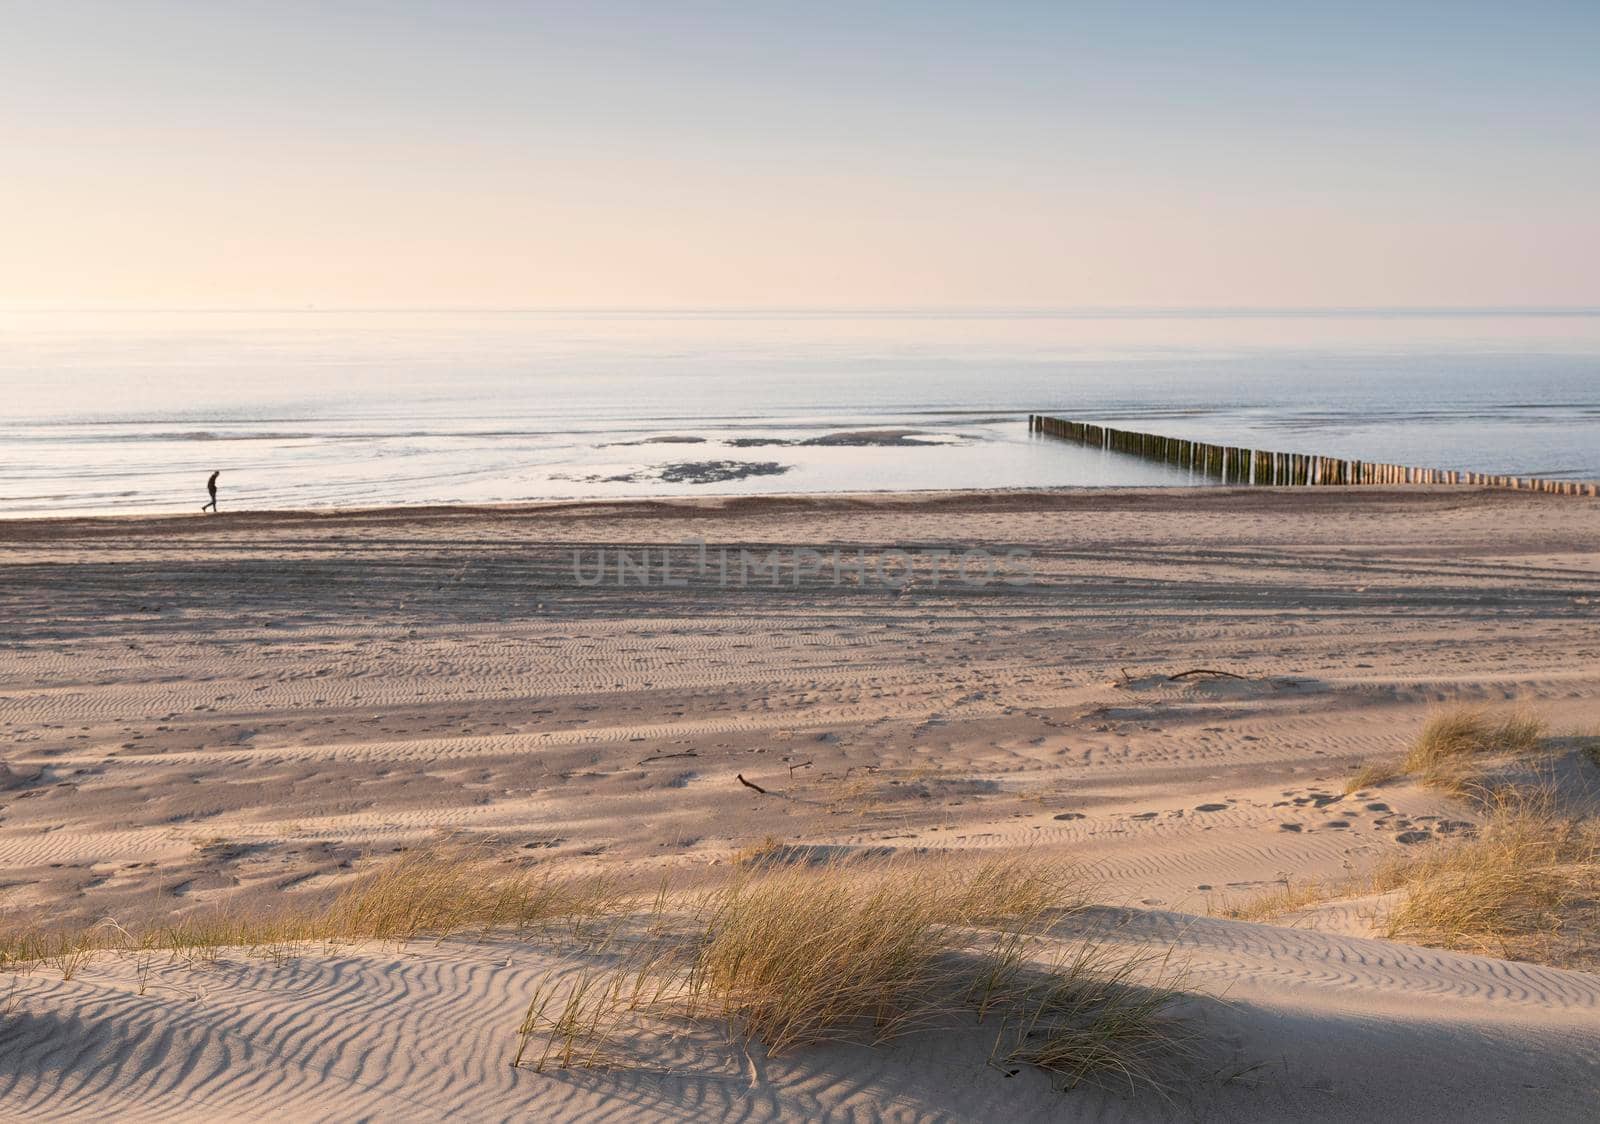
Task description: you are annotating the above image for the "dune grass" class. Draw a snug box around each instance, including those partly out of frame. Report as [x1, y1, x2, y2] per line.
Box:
[1342, 760, 1404, 794]
[1233, 701, 1595, 968]
[679, 855, 1073, 1051]
[1218, 877, 1335, 922]
[685, 862, 962, 1050]
[513, 855, 1190, 1092]
[0, 847, 622, 975]
[1372, 790, 1600, 963]
[1222, 783, 1599, 969]
[987, 939, 1187, 1091]
[2, 845, 1191, 1091]
[319, 847, 623, 941]
[1402, 708, 1546, 781]
[1344, 705, 1548, 794]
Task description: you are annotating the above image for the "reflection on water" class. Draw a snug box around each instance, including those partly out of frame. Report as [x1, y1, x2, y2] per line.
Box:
[2, 308, 1598, 515]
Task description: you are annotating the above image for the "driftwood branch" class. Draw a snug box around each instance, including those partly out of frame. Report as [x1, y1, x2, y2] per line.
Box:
[1166, 668, 1247, 681]
[736, 774, 770, 795]
[637, 751, 698, 765]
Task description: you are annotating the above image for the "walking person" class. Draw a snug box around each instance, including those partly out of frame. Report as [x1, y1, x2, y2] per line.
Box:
[201, 470, 220, 512]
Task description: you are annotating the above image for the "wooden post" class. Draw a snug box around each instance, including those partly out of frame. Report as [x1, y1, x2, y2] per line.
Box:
[1026, 417, 1598, 497]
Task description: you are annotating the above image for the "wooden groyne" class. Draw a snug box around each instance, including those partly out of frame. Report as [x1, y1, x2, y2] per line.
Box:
[1028, 415, 1598, 495]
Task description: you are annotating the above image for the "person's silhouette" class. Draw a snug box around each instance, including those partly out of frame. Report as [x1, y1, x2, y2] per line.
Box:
[202, 470, 220, 512]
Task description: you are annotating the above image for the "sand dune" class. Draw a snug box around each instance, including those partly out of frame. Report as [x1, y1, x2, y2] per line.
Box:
[3, 487, 1599, 1120]
[2, 917, 1596, 1123]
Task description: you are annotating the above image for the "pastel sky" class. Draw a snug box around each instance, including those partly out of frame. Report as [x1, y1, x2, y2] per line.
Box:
[4, 1, 1598, 308]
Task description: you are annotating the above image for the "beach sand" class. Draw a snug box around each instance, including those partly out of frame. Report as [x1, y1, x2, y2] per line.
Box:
[2, 487, 1598, 1121]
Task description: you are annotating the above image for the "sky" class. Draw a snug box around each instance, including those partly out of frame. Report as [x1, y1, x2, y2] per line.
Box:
[2, 1, 1598, 309]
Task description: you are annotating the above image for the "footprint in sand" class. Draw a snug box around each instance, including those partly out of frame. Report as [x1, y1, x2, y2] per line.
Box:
[1394, 830, 1432, 844]
[1052, 812, 1085, 821]
[1278, 823, 1303, 832]
[1194, 803, 1229, 812]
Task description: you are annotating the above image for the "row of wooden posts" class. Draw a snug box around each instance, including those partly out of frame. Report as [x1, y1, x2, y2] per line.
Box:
[1029, 415, 1598, 496]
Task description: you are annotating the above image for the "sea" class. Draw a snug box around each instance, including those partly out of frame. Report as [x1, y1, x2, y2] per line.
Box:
[3, 307, 1599, 517]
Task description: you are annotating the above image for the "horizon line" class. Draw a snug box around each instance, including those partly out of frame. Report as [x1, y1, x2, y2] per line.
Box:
[4, 304, 1600, 318]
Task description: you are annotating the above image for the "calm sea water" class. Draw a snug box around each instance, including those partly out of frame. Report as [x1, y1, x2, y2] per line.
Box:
[3, 308, 1599, 516]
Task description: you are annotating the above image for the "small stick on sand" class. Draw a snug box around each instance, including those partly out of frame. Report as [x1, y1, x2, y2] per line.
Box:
[638, 751, 698, 764]
[788, 760, 813, 776]
[1167, 668, 1248, 681]
[736, 774, 769, 794]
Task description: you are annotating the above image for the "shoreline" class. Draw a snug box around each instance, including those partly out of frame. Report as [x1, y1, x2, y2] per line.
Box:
[0, 481, 1551, 534]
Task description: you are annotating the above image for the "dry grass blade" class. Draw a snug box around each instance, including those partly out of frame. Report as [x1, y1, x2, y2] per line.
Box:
[0, 843, 1190, 1092]
[0, 846, 620, 973]
[991, 940, 1190, 1094]
[1219, 878, 1332, 922]
[946, 853, 1073, 925]
[508, 856, 1186, 1093]
[686, 862, 955, 1052]
[1343, 760, 1403, 795]
[1403, 707, 1547, 781]
[1344, 705, 1548, 794]
[1374, 789, 1599, 962]
[323, 848, 620, 942]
